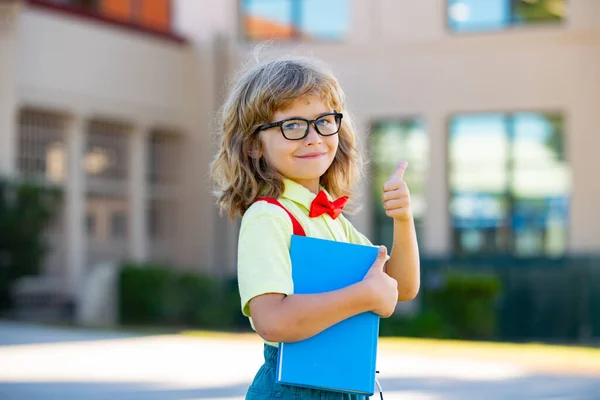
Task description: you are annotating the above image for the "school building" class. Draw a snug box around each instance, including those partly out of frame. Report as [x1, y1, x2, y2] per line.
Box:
[0, 0, 599, 312]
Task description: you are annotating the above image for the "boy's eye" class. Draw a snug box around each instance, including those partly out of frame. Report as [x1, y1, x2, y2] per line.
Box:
[316, 117, 332, 126]
[282, 120, 303, 130]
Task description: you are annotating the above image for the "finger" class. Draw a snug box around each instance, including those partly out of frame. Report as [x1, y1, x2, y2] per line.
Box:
[372, 245, 388, 270]
[382, 186, 410, 201]
[384, 198, 410, 210]
[383, 179, 406, 192]
[392, 161, 408, 180]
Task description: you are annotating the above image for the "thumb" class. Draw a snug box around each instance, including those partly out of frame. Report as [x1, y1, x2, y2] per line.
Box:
[392, 161, 408, 180]
[371, 246, 388, 270]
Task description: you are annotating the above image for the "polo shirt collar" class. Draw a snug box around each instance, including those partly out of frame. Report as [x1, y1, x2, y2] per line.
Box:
[282, 178, 330, 211]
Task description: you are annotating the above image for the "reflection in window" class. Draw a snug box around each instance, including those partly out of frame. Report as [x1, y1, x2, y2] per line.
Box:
[370, 120, 428, 251]
[448, 0, 565, 32]
[86, 121, 129, 185]
[449, 112, 569, 257]
[18, 110, 67, 183]
[242, 0, 349, 40]
[148, 131, 183, 186]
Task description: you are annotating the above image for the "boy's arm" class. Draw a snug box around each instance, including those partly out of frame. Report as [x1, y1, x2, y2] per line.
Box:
[249, 246, 396, 343]
[386, 217, 420, 301]
[250, 285, 372, 343]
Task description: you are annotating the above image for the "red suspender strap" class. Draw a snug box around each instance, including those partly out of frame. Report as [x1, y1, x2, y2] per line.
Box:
[254, 197, 306, 237]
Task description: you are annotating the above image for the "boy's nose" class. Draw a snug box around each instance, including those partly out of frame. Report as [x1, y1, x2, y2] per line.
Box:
[304, 124, 322, 145]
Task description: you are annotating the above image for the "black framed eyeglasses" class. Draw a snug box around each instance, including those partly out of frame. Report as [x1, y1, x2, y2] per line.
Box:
[256, 112, 343, 140]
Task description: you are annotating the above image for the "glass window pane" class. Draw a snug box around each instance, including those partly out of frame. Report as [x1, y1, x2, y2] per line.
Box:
[449, 114, 509, 193]
[513, 113, 564, 164]
[512, 197, 568, 257]
[243, 0, 294, 40]
[451, 193, 508, 229]
[18, 110, 67, 183]
[110, 211, 127, 239]
[449, 114, 510, 255]
[86, 213, 96, 237]
[512, 0, 565, 25]
[86, 121, 129, 184]
[300, 0, 348, 40]
[512, 113, 570, 202]
[243, 0, 348, 40]
[448, 0, 510, 32]
[511, 113, 569, 257]
[451, 193, 510, 255]
[448, 0, 565, 32]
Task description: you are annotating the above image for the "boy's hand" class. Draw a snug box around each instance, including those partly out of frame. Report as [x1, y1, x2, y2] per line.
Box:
[382, 161, 412, 221]
[362, 246, 398, 317]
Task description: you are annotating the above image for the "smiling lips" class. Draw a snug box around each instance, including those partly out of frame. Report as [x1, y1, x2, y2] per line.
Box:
[296, 152, 326, 159]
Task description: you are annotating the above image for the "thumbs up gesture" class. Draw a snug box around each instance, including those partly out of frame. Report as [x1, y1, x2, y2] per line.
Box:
[362, 246, 398, 317]
[383, 161, 412, 221]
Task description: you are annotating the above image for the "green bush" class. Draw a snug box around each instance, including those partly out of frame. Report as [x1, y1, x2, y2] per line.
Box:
[425, 272, 501, 340]
[118, 264, 501, 338]
[118, 264, 173, 325]
[118, 263, 248, 331]
[0, 178, 62, 310]
[380, 310, 451, 339]
[379, 272, 501, 340]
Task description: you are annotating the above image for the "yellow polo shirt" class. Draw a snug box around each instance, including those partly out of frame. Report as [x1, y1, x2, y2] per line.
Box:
[237, 179, 377, 345]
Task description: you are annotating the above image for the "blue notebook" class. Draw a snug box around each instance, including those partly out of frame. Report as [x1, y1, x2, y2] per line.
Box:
[275, 235, 380, 396]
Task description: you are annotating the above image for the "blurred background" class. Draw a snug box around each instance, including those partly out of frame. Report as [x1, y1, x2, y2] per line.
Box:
[0, 0, 599, 399]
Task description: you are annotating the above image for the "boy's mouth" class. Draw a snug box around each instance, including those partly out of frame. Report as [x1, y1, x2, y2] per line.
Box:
[296, 152, 326, 159]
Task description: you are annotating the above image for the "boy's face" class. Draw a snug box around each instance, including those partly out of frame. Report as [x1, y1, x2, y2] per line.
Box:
[257, 95, 339, 194]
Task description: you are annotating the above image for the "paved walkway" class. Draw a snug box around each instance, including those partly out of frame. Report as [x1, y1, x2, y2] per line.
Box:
[0, 321, 599, 399]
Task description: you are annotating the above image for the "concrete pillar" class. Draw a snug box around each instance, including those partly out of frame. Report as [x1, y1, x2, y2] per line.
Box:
[423, 112, 451, 257]
[128, 126, 149, 262]
[0, 2, 20, 177]
[66, 115, 86, 296]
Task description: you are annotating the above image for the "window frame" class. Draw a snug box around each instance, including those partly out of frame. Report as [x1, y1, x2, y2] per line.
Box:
[445, 0, 566, 34]
[446, 110, 570, 258]
[239, 0, 349, 43]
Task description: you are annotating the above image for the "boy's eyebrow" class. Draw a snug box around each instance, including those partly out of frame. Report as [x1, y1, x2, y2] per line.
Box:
[280, 111, 335, 120]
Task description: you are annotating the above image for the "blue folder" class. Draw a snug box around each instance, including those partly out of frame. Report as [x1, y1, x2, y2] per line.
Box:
[275, 235, 380, 396]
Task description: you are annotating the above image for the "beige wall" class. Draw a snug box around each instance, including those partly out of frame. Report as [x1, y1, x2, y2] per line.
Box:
[16, 5, 189, 127]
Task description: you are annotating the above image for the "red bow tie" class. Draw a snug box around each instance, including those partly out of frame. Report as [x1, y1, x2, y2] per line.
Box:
[309, 190, 349, 220]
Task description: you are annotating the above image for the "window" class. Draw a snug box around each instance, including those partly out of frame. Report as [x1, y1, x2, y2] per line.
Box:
[449, 112, 569, 257]
[370, 120, 428, 251]
[242, 0, 349, 41]
[37, 0, 172, 33]
[17, 110, 67, 183]
[448, 0, 565, 32]
[148, 131, 182, 186]
[86, 121, 129, 184]
[86, 213, 97, 237]
[110, 211, 127, 238]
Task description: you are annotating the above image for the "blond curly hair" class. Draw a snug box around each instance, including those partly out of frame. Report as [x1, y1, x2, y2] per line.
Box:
[210, 56, 364, 220]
